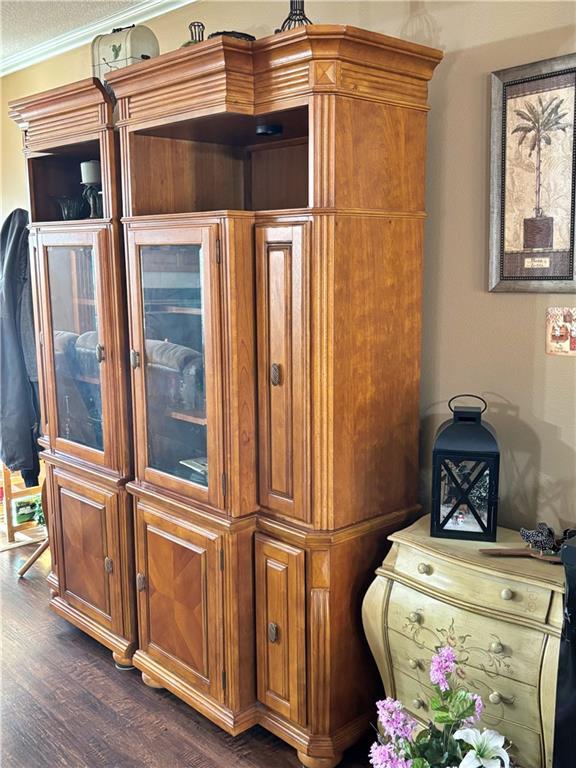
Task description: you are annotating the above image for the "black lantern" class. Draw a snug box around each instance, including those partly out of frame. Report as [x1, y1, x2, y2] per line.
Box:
[431, 395, 500, 541]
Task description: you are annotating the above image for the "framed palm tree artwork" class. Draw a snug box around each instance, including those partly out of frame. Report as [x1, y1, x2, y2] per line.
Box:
[489, 54, 576, 291]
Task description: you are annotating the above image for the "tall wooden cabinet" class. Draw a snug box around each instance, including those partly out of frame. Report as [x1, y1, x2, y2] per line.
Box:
[11, 26, 442, 767]
[9, 80, 136, 667]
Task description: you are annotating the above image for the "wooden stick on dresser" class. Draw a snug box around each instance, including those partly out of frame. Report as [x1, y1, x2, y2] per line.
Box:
[479, 546, 561, 563]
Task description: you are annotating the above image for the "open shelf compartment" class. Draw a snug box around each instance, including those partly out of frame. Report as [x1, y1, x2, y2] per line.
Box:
[128, 106, 309, 216]
[28, 139, 106, 223]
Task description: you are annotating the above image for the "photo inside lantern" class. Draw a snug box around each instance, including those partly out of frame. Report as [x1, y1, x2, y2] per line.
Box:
[439, 458, 490, 533]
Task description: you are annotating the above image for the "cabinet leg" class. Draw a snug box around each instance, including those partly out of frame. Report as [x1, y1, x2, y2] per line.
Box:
[112, 651, 134, 670]
[297, 751, 343, 768]
[142, 672, 164, 689]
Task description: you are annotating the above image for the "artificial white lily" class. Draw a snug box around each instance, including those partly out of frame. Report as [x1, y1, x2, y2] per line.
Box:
[454, 728, 510, 768]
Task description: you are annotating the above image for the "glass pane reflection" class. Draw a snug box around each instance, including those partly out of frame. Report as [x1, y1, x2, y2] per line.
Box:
[47, 246, 103, 450]
[141, 244, 208, 487]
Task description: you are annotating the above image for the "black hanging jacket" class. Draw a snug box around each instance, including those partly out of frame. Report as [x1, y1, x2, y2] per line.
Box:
[0, 208, 40, 472]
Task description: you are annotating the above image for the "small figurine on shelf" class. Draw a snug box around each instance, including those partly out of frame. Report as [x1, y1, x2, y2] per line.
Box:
[80, 160, 103, 218]
[520, 522, 558, 553]
[181, 21, 205, 47]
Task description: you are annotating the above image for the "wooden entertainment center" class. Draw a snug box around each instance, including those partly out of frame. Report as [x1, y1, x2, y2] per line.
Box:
[10, 26, 442, 767]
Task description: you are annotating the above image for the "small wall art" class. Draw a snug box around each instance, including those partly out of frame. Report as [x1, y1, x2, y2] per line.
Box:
[489, 53, 576, 292]
[546, 307, 576, 356]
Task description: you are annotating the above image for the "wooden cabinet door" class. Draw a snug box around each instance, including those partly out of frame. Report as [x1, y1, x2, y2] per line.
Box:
[134, 502, 224, 701]
[256, 224, 310, 522]
[51, 469, 122, 633]
[36, 227, 124, 470]
[255, 534, 306, 724]
[126, 223, 225, 509]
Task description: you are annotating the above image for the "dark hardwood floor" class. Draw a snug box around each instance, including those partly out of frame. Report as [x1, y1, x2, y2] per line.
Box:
[0, 545, 371, 767]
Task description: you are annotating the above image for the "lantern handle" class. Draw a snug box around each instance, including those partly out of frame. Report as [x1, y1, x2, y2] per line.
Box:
[448, 394, 487, 414]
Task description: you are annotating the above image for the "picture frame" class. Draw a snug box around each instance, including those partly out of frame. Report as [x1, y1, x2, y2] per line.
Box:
[489, 53, 576, 292]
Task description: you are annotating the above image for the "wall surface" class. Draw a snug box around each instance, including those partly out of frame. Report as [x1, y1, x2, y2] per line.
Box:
[2, 1, 575, 528]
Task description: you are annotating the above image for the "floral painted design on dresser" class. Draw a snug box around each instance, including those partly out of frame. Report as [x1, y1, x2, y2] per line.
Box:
[403, 616, 514, 679]
[400, 617, 519, 723]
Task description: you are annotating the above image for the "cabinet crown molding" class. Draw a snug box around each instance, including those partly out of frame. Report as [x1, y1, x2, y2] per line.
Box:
[106, 24, 443, 126]
[9, 78, 113, 152]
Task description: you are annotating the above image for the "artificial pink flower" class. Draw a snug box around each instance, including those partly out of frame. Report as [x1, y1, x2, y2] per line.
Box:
[376, 697, 416, 741]
[369, 742, 413, 768]
[430, 645, 457, 691]
[464, 693, 484, 726]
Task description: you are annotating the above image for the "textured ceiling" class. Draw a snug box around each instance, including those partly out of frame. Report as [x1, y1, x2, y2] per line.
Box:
[0, 1, 144, 60]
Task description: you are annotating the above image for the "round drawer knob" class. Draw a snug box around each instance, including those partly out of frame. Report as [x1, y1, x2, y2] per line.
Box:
[408, 658, 419, 670]
[490, 641, 504, 654]
[489, 691, 503, 705]
[500, 588, 514, 601]
[412, 697, 425, 710]
[409, 612, 421, 624]
[417, 562, 432, 575]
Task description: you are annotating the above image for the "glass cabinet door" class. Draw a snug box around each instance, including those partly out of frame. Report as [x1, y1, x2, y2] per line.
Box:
[46, 245, 103, 450]
[38, 229, 112, 466]
[128, 225, 223, 507]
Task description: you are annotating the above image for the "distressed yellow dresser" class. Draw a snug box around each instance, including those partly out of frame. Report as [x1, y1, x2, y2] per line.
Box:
[362, 516, 565, 768]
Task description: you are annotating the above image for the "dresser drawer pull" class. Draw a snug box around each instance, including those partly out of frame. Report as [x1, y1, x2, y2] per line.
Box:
[417, 562, 432, 575]
[408, 612, 421, 624]
[412, 697, 425, 710]
[490, 640, 504, 654]
[500, 588, 514, 601]
[408, 658, 420, 670]
[488, 690, 517, 707]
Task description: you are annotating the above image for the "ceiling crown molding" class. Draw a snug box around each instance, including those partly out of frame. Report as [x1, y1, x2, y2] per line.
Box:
[0, 0, 196, 77]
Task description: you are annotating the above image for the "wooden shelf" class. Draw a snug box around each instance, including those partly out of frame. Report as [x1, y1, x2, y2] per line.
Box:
[75, 374, 100, 385]
[169, 409, 207, 425]
[148, 305, 202, 315]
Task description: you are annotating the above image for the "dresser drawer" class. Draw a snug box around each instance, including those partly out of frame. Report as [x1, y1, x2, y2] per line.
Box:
[394, 546, 552, 623]
[387, 582, 545, 686]
[388, 627, 540, 731]
[393, 668, 543, 768]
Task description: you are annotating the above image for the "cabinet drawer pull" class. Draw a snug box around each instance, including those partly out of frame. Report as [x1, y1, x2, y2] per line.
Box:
[95, 343, 105, 363]
[268, 622, 279, 643]
[136, 573, 147, 591]
[408, 658, 419, 670]
[270, 363, 282, 386]
[412, 697, 425, 710]
[490, 640, 504, 654]
[130, 349, 141, 369]
[417, 562, 432, 575]
[488, 690, 515, 706]
[500, 588, 514, 601]
[408, 612, 421, 624]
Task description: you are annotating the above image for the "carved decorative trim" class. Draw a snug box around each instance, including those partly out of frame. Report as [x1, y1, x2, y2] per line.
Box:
[9, 78, 113, 153]
[311, 95, 336, 209]
[106, 26, 442, 128]
[311, 214, 335, 529]
[340, 62, 429, 110]
[309, 588, 331, 733]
